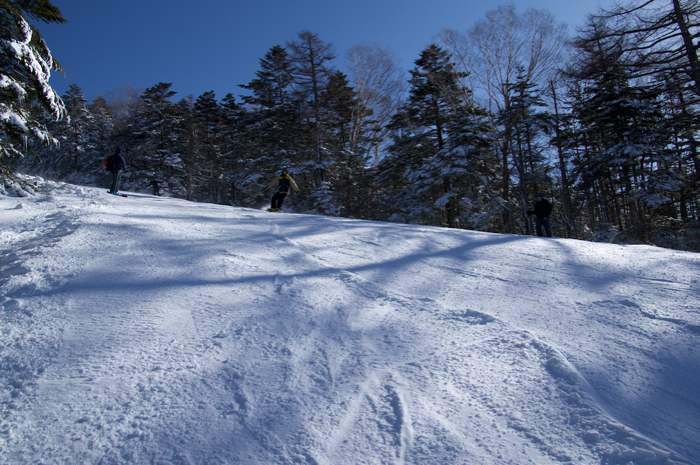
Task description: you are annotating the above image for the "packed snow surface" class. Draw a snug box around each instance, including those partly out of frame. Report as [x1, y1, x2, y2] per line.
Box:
[1, 180, 699, 464]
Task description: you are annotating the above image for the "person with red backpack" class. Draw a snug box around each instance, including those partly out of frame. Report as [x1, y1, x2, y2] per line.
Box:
[267, 168, 299, 212]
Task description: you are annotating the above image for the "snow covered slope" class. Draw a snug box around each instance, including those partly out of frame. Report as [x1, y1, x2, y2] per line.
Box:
[1, 181, 698, 464]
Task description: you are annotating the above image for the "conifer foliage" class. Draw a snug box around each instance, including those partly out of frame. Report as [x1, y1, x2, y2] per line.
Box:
[0, 0, 67, 187]
[562, 0, 699, 248]
[379, 45, 495, 228]
[7, 3, 700, 251]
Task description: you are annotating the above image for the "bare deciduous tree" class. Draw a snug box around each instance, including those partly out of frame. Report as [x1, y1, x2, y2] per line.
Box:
[437, 4, 567, 113]
[345, 43, 405, 165]
[102, 84, 145, 132]
[436, 4, 568, 212]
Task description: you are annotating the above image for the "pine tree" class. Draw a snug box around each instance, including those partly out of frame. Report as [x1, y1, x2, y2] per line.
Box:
[659, 76, 700, 224]
[219, 93, 249, 205]
[548, 80, 579, 239]
[438, 5, 568, 219]
[240, 45, 294, 110]
[379, 44, 493, 228]
[173, 96, 198, 200]
[20, 84, 103, 183]
[193, 91, 225, 203]
[320, 70, 362, 216]
[287, 31, 337, 186]
[498, 72, 554, 235]
[88, 95, 115, 156]
[128, 82, 184, 194]
[61, 84, 92, 169]
[237, 45, 304, 208]
[239, 45, 301, 166]
[567, 3, 700, 246]
[569, 65, 675, 242]
[0, 0, 67, 186]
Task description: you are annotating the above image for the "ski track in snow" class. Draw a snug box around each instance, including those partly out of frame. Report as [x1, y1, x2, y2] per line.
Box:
[1, 182, 698, 464]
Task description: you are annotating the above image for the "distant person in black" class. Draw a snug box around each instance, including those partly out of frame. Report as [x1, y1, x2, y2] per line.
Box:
[109, 146, 126, 195]
[146, 178, 162, 196]
[527, 193, 553, 237]
[267, 168, 299, 211]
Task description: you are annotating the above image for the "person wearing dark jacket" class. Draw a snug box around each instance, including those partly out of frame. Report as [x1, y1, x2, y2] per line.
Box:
[267, 168, 299, 211]
[109, 146, 126, 195]
[146, 178, 162, 196]
[527, 193, 553, 237]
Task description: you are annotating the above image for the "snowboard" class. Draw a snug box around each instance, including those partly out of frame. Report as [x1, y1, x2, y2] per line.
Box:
[107, 190, 128, 197]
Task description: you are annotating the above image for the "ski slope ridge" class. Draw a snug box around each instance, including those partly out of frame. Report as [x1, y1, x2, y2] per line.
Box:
[1, 180, 699, 464]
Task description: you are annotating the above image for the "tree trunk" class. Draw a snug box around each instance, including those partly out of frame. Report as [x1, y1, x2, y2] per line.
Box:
[550, 82, 577, 238]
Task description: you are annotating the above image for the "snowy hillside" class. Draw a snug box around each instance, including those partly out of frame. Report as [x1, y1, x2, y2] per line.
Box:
[1, 179, 699, 464]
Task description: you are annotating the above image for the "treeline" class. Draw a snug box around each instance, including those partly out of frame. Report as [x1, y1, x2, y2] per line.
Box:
[6, 2, 700, 250]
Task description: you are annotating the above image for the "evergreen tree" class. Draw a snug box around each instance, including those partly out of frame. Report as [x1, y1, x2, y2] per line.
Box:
[128, 82, 184, 195]
[174, 96, 198, 200]
[0, 0, 67, 186]
[237, 45, 304, 207]
[438, 5, 568, 221]
[320, 70, 363, 216]
[498, 72, 554, 235]
[219, 92, 249, 205]
[659, 75, 700, 224]
[445, 106, 499, 231]
[239, 45, 301, 166]
[568, 4, 700, 244]
[287, 31, 337, 187]
[240, 45, 294, 110]
[60, 84, 92, 169]
[88, 95, 116, 156]
[583, 0, 700, 97]
[570, 66, 676, 242]
[380, 45, 493, 228]
[548, 80, 579, 239]
[20, 84, 106, 184]
[193, 91, 226, 203]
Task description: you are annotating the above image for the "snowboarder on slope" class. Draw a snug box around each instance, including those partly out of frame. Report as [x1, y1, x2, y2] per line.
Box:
[146, 178, 162, 196]
[527, 193, 553, 237]
[109, 146, 126, 195]
[267, 168, 299, 212]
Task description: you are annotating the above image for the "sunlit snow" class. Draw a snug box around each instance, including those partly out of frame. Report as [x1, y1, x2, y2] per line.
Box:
[1, 178, 698, 464]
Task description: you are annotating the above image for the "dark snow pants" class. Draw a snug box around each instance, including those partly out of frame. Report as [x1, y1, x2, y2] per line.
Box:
[110, 171, 122, 194]
[536, 217, 552, 237]
[271, 191, 288, 209]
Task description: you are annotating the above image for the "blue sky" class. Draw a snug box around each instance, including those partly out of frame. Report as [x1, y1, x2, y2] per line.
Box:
[39, 0, 605, 102]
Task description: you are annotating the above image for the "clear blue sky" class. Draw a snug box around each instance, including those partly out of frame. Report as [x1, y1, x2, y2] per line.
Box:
[38, 0, 605, 102]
